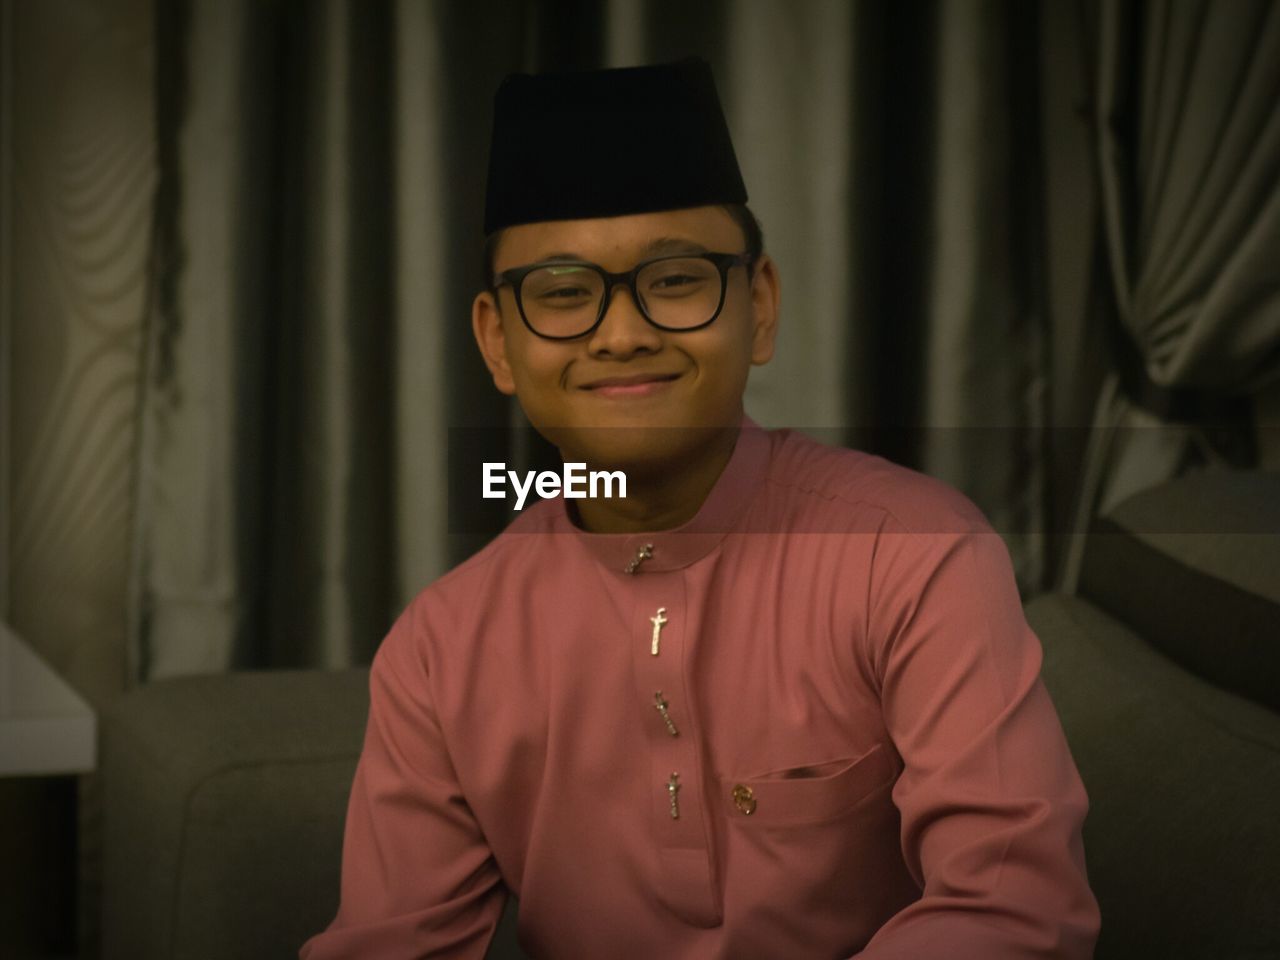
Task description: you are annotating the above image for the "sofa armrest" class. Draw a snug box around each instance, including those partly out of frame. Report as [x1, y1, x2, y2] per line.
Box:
[1030, 594, 1280, 959]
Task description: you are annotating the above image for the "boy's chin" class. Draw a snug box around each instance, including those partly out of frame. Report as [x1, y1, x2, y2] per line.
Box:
[544, 423, 734, 476]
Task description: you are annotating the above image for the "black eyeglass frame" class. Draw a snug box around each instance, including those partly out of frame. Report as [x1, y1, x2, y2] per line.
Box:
[491, 251, 756, 341]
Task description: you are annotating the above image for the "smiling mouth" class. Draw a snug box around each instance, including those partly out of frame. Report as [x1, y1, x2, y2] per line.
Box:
[580, 372, 681, 396]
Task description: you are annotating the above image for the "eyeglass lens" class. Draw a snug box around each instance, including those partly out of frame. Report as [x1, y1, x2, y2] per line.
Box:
[519, 258, 723, 338]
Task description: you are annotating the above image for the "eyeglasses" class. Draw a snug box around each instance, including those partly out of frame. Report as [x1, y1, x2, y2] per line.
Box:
[492, 251, 755, 340]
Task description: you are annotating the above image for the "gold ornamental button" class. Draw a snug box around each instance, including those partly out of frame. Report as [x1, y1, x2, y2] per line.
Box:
[731, 784, 756, 815]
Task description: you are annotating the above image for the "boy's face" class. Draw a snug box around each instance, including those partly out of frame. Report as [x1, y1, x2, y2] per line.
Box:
[472, 205, 780, 472]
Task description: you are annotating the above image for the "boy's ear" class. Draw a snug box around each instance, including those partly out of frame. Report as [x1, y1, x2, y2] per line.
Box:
[471, 291, 518, 395]
[748, 253, 781, 366]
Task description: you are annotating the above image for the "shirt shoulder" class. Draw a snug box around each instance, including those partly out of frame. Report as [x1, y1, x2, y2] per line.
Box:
[759, 428, 991, 536]
[390, 498, 564, 654]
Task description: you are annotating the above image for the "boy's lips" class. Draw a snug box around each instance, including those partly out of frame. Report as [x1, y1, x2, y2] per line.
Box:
[578, 372, 681, 397]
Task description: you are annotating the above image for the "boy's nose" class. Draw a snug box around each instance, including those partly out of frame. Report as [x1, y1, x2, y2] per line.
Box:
[586, 285, 663, 358]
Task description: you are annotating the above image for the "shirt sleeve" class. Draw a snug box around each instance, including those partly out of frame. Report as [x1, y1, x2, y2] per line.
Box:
[854, 515, 1100, 959]
[299, 605, 506, 960]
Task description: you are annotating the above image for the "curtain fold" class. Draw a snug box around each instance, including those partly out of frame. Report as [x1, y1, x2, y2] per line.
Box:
[262, 0, 395, 669]
[390, 0, 452, 612]
[1061, 0, 1276, 591]
[723, 0, 856, 431]
[1098, 0, 1280, 393]
[923, 0, 1047, 586]
[131, 0, 256, 680]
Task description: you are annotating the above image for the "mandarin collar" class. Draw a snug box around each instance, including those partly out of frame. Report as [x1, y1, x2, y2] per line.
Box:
[552, 416, 772, 574]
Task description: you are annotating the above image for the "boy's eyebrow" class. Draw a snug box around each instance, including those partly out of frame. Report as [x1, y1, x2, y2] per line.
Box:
[538, 237, 710, 262]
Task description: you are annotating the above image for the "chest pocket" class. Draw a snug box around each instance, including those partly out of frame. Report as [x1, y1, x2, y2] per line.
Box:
[718, 743, 896, 827]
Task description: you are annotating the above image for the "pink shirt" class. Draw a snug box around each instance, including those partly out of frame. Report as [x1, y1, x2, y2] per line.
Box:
[302, 422, 1099, 959]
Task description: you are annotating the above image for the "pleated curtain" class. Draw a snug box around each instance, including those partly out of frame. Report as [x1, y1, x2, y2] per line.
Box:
[1063, 0, 1280, 570]
[128, 0, 1091, 681]
[1098, 0, 1280, 393]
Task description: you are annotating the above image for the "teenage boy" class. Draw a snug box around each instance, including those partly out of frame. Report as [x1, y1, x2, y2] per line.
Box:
[302, 58, 1099, 959]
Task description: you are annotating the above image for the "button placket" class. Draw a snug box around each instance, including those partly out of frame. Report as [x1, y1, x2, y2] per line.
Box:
[633, 584, 696, 823]
[627, 569, 720, 925]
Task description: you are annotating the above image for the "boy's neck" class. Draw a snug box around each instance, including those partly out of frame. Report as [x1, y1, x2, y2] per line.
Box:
[570, 425, 739, 534]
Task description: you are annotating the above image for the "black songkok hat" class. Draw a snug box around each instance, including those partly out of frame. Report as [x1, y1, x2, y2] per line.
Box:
[483, 57, 748, 235]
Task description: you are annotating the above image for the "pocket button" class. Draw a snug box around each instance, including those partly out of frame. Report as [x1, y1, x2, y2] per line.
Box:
[731, 784, 757, 815]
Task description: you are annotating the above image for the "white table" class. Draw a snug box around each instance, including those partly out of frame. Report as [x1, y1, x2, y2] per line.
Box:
[0, 621, 96, 775]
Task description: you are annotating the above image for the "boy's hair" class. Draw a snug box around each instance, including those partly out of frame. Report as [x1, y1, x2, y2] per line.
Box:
[482, 203, 764, 291]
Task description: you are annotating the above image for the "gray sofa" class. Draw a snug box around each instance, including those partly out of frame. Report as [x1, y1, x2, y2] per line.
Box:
[101, 472, 1280, 959]
[100, 667, 525, 959]
[1028, 470, 1280, 959]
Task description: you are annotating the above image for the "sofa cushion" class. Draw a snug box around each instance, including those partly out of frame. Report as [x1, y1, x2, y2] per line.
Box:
[1029, 593, 1280, 960]
[102, 668, 529, 960]
[1079, 470, 1280, 711]
[102, 669, 370, 960]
